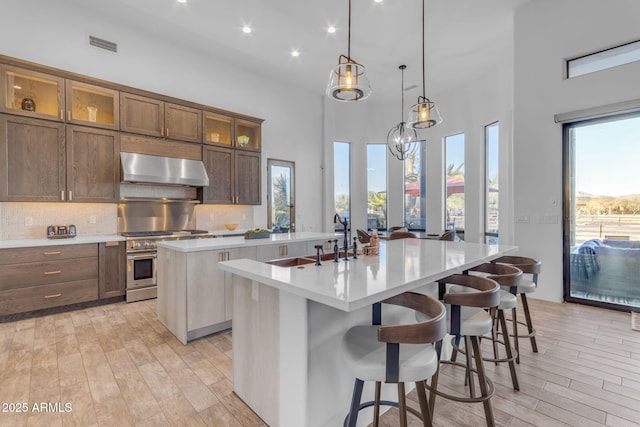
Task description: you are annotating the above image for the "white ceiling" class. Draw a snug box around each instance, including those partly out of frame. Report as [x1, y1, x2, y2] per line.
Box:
[71, 0, 532, 102]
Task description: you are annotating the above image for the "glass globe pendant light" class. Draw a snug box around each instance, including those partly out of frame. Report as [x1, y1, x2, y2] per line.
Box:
[387, 65, 418, 160]
[327, 0, 372, 102]
[407, 0, 442, 129]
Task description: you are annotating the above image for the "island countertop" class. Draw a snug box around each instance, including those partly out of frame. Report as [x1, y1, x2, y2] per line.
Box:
[219, 238, 517, 312]
[156, 231, 337, 252]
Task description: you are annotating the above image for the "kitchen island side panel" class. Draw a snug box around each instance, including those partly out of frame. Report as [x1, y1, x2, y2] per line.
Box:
[157, 247, 188, 344]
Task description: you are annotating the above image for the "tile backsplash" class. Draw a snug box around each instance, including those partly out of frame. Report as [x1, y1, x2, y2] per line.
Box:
[195, 205, 255, 231]
[0, 202, 117, 240]
[0, 202, 257, 240]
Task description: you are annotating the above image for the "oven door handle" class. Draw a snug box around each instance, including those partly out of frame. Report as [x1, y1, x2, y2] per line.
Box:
[127, 253, 157, 261]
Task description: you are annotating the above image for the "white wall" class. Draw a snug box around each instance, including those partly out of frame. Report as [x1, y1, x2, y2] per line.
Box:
[0, 0, 325, 234]
[514, 0, 640, 302]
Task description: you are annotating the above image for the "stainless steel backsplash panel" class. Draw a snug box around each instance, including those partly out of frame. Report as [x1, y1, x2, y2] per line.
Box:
[118, 200, 198, 233]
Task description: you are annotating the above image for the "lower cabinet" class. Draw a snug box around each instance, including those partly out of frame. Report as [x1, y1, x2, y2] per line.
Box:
[0, 244, 98, 316]
[157, 246, 257, 344]
[98, 241, 125, 298]
[256, 242, 308, 261]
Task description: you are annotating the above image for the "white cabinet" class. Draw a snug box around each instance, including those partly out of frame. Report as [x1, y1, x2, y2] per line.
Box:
[157, 245, 256, 344]
[256, 242, 308, 261]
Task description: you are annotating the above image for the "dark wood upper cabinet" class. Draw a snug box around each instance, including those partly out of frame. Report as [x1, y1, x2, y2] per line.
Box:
[202, 145, 260, 205]
[121, 93, 201, 143]
[0, 114, 66, 202]
[120, 93, 164, 138]
[165, 102, 202, 143]
[0, 115, 119, 203]
[202, 145, 234, 204]
[236, 151, 261, 204]
[66, 125, 120, 203]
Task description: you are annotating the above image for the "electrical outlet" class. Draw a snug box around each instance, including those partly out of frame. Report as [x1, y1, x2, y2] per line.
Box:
[89, 215, 97, 224]
[242, 214, 247, 220]
[209, 213, 215, 221]
[25, 217, 33, 226]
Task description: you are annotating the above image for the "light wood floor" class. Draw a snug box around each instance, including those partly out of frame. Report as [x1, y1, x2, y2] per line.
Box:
[0, 298, 638, 426]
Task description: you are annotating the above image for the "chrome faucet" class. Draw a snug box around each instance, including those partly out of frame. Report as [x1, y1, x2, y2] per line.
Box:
[333, 213, 349, 260]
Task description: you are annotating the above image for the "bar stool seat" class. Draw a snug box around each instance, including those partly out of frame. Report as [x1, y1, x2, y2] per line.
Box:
[342, 291, 447, 427]
[343, 325, 440, 383]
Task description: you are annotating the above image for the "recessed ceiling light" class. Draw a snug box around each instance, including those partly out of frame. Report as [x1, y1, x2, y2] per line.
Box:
[291, 50, 300, 57]
[177, 0, 187, 3]
[327, 26, 336, 34]
[242, 25, 252, 34]
[374, 0, 383, 3]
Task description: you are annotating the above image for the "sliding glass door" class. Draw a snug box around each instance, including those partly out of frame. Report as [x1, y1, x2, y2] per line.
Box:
[564, 112, 640, 310]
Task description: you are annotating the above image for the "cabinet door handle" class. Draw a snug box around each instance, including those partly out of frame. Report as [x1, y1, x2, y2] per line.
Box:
[60, 109, 64, 120]
[43, 251, 61, 255]
[44, 293, 62, 299]
[166, 128, 169, 137]
[67, 111, 71, 121]
[61, 190, 65, 201]
[161, 127, 165, 137]
[44, 270, 61, 275]
[68, 190, 73, 201]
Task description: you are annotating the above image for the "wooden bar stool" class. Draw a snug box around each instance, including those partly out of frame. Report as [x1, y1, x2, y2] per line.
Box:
[423, 274, 500, 427]
[342, 292, 446, 427]
[491, 256, 541, 363]
[466, 263, 523, 390]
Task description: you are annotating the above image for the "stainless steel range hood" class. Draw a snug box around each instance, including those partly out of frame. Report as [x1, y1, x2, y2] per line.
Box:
[120, 152, 209, 187]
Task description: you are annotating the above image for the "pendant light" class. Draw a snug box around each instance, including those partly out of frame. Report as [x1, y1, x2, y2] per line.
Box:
[327, 0, 371, 102]
[407, 0, 442, 129]
[387, 65, 418, 160]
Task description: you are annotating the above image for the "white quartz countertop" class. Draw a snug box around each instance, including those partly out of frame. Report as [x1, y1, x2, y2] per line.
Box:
[157, 232, 337, 252]
[218, 239, 517, 312]
[0, 235, 125, 249]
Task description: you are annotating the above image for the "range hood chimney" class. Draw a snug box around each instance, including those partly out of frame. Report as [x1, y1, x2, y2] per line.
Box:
[120, 152, 209, 187]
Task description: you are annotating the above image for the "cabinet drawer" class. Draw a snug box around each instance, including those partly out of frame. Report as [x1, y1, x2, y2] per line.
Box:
[0, 279, 98, 316]
[0, 258, 98, 291]
[0, 244, 97, 265]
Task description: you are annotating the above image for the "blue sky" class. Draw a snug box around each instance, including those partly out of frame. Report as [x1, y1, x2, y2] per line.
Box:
[574, 114, 640, 197]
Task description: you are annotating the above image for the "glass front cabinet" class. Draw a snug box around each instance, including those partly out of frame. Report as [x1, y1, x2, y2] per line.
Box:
[1, 65, 64, 121]
[1, 65, 119, 129]
[204, 111, 233, 146]
[66, 80, 119, 129]
[235, 118, 261, 151]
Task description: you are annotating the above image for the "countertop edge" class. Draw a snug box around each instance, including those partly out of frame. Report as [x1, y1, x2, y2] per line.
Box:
[0, 235, 125, 249]
[157, 232, 338, 252]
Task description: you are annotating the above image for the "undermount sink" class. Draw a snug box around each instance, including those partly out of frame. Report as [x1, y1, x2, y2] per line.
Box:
[265, 257, 316, 267]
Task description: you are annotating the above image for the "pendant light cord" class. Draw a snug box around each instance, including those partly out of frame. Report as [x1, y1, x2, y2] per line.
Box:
[400, 66, 405, 122]
[347, 0, 352, 60]
[421, 0, 426, 99]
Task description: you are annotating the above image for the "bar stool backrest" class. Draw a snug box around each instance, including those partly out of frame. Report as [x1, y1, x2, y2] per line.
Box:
[388, 231, 417, 240]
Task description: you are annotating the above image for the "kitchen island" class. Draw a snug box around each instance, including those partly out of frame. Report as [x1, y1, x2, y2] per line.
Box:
[218, 238, 516, 427]
[155, 232, 337, 344]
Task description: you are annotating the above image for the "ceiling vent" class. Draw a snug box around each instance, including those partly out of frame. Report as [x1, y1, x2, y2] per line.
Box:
[89, 35, 118, 53]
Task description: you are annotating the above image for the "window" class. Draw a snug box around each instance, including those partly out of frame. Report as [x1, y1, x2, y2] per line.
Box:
[567, 39, 640, 78]
[267, 159, 295, 233]
[404, 140, 426, 230]
[334, 142, 350, 232]
[445, 133, 465, 232]
[564, 112, 640, 310]
[366, 144, 387, 231]
[485, 123, 499, 244]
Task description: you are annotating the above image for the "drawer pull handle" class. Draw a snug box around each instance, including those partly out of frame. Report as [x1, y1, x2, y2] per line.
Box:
[44, 270, 61, 275]
[43, 251, 61, 255]
[44, 293, 62, 299]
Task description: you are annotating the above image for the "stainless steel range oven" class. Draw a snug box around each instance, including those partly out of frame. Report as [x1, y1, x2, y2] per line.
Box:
[122, 230, 211, 302]
[119, 199, 212, 303]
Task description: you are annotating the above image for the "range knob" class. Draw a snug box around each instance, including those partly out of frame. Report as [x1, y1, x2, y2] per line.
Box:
[144, 241, 151, 248]
[134, 241, 142, 249]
